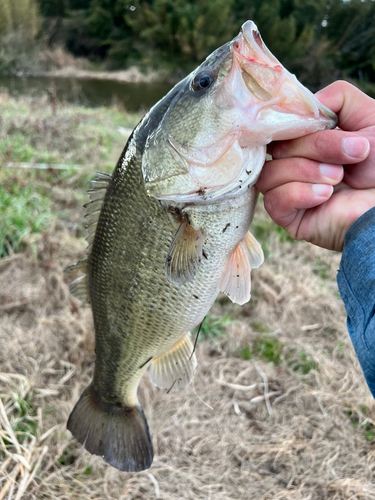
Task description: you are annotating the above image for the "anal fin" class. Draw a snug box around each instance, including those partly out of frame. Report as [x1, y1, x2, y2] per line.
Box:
[149, 333, 197, 391]
[165, 219, 204, 286]
[220, 230, 264, 305]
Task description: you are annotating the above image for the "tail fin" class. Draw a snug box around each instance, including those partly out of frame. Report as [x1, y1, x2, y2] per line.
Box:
[67, 385, 153, 472]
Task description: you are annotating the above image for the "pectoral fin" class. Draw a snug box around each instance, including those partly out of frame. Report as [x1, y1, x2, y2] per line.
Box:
[243, 230, 264, 269]
[149, 333, 197, 391]
[165, 219, 204, 285]
[220, 231, 264, 305]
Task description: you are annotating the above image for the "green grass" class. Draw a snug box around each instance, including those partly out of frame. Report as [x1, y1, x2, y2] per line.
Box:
[0, 93, 142, 257]
[5, 393, 38, 446]
[0, 95, 140, 167]
[239, 334, 283, 365]
[240, 345, 251, 361]
[0, 181, 53, 256]
[364, 423, 375, 441]
[323, 327, 337, 336]
[193, 313, 234, 341]
[348, 407, 375, 441]
[83, 465, 93, 475]
[57, 446, 76, 466]
[254, 335, 283, 365]
[290, 352, 317, 375]
[313, 257, 331, 280]
[239, 334, 318, 375]
[251, 216, 296, 258]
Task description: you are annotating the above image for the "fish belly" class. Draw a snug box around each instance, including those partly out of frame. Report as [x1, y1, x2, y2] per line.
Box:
[88, 154, 255, 401]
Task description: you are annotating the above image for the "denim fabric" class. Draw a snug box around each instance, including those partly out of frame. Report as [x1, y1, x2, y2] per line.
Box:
[337, 206, 375, 398]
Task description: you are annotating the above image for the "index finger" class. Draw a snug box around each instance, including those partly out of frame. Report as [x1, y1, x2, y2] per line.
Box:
[271, 129, 370, 164]
[316, 80, 375, 131]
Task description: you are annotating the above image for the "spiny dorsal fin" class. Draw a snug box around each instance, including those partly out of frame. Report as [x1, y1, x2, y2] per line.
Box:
[84, 172, 111, 247]
[65, 172, 111, 304]
[64, 258, 88, 274]
[165, 218, 204, 286]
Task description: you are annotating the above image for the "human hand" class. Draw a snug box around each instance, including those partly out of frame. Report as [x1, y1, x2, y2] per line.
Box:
[257, 81, 375, 251]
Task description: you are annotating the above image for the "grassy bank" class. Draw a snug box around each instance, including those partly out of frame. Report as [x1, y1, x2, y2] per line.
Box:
[1, 95, 374, 499]
[0, 92, 140, 257]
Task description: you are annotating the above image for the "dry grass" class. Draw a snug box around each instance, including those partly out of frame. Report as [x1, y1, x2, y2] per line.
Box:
[1, 95, 374, 499]
[1, 205, 374, 499]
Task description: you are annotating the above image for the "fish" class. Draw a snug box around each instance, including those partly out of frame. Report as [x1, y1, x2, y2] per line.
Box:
[66, 20, 337, 472]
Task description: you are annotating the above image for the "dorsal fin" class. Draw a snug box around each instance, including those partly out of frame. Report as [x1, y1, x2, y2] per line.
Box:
[84, 172, 111, 252]
[65, 172, 111, 304]
[69, 275, 90, 304]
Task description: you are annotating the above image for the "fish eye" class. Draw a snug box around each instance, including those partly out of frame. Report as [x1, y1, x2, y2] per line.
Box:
[192, 71, 214, 92]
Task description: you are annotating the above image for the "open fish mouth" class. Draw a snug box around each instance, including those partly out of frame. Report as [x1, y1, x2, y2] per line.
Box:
[232, 21, 338, 132]
[143, 21, 338, 205]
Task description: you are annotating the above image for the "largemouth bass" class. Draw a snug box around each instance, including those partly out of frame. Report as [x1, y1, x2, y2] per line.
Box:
[66, 21, 337, 472]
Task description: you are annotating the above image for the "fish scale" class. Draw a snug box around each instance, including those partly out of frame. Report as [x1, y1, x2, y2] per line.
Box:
[89, 136, 254, 393]
[66, 20, 337, 472]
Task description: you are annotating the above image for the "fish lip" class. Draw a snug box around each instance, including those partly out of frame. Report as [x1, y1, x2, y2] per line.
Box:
[231, 22, 338, 129]
[318, 105, 338, 128]
[233, 21, 281, 69]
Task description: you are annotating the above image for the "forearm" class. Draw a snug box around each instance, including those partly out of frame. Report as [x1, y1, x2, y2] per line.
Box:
[337, 207, 375, 397]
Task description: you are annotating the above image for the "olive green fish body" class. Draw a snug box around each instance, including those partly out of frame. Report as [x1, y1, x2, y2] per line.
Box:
[67, 20, 338, 472]
[89, 133, 256, 402]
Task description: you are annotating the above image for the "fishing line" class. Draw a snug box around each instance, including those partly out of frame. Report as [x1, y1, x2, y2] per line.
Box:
[138, 356, 153, 369]
[166, 316, 207, 394]
[190, 315, 206, 361]
[166, 379, 177, 394]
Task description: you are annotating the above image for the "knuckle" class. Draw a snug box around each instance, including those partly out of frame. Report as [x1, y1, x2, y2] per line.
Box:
[263, 191, 280, 220]
[264, 189, 292, 227]
[337, 80, 353, 92]
[293, 157, 315, 173]
[309, 131, 331, 154]
[256, 165, 270, 193]
[328, 80, 353, 94]
[271, 140, 291, 159]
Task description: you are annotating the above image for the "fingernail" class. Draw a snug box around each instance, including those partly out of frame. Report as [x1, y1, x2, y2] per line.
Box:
[312, 184, 333, 197]
[319, 163, 343, 179]
[343, 137, 370, 158]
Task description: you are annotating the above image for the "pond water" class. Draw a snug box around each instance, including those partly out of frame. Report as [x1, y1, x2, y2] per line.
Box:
[0, 75, 174, 112]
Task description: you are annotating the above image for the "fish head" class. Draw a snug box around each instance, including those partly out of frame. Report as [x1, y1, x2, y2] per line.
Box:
[142, 21, 337, 203]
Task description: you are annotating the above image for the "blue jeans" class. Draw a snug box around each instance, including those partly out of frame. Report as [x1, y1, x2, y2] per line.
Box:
[337, 206, 375, 397]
